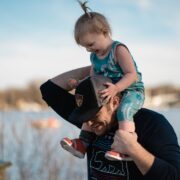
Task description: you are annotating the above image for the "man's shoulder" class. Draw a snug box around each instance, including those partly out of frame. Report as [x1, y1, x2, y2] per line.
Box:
[135, 108, 165, 121]
[134, 108, 171, 131]
[134, 108, 177, 141]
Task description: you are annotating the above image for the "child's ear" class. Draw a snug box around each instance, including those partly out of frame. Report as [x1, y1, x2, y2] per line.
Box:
[102, 29, 109, 36]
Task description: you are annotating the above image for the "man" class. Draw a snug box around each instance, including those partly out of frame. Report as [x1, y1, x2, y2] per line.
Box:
[40, 67, 180, 180]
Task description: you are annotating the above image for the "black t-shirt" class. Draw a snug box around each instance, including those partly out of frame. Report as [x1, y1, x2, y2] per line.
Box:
[87, 108, 180, 180]
[40, 81, 180, 180]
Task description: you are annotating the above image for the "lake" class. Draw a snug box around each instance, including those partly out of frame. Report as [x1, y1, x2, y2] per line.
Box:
[0, 108, 179, 180]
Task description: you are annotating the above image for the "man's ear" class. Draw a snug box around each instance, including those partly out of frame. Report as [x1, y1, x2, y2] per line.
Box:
[111, 96, 120, 109]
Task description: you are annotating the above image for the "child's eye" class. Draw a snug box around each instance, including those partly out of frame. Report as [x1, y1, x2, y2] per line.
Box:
[87, 43, 94, 47]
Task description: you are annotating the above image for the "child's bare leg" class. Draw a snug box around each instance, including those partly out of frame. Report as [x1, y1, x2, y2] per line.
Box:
[105, 120, 135, 161]
[79, 123, 96, 147]
[118, 120, 135, 132]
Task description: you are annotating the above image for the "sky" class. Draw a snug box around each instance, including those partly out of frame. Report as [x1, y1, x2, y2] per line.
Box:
[0, 0, 180, 89]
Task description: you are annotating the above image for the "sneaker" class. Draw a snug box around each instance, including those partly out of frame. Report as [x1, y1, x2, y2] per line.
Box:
[105, 150, 132, 161]
[60, 138, 87, 159]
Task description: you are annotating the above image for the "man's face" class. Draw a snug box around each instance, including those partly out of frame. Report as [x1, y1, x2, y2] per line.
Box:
[86, 103, 116, 136]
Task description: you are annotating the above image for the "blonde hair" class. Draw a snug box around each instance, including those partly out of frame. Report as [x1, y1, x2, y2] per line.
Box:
[74, 1, 111, 44]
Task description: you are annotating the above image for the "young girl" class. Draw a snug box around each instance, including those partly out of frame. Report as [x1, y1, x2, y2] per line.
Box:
[60, 1, 144, 161]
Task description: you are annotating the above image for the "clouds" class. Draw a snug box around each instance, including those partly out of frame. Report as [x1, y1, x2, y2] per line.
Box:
[0, 37, 89, 89]
[137, 0, 151, 10]
[0, 35, 179, 89]
[130, 41, 180, 86]
[98, 0, 152, 10]
[0, 0, 179, 88]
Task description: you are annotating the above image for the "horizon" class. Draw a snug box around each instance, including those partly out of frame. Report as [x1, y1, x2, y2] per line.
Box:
[1, 78, 180, 91]
[0, 0, 180, 89]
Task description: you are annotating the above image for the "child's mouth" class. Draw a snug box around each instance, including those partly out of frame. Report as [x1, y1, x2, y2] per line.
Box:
[95, 50, 101, 54]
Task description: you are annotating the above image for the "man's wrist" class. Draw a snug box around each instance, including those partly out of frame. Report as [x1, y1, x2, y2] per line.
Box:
[127, 140, 140, 156]
[128, 142, 155, 175]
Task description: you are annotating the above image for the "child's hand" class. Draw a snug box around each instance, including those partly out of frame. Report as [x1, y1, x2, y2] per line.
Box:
[99, 82, 119, 102]
[67, 78, 78, 89]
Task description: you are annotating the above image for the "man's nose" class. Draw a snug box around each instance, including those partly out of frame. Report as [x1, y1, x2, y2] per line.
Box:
[87, 120, 93, 127]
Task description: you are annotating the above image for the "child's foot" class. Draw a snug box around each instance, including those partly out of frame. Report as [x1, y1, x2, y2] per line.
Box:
[60, 137, 87, 159]
[105, 150, 132, 161]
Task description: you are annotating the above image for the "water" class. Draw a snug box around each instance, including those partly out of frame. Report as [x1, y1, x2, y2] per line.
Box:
[0, 111, 86, 180]
[158, 108, 180, 140]
[0, 109, 179, 180]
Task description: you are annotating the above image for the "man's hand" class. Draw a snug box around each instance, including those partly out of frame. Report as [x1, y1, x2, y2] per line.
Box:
[67, 78, 79, 90]
[111, 130, 138, 155]
[112, 129, 155, 175]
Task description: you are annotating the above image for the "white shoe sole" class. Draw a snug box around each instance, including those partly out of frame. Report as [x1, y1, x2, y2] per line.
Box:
[105, 153, 132, 161]
[60, 139, 85, 159]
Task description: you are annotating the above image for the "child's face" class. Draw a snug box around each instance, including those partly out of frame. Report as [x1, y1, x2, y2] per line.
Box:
[79, 32, 111, 57]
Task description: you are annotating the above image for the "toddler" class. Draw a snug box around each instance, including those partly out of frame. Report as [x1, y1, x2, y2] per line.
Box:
[60, 1, 144, 161]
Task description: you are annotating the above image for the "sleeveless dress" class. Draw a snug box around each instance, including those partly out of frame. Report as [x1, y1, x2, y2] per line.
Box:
[90, 41, 144, 121]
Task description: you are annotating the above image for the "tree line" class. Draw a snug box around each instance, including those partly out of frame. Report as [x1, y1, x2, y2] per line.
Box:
[0, 81, 47, 110]
[0, 82, 180, 110]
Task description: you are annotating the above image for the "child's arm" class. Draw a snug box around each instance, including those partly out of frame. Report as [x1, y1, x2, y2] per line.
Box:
[114, 45, 138, 92]
[100, 45, 138, 100]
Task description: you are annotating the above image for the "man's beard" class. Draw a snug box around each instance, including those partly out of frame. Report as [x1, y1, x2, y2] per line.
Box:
[101, 117, 118, 135]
